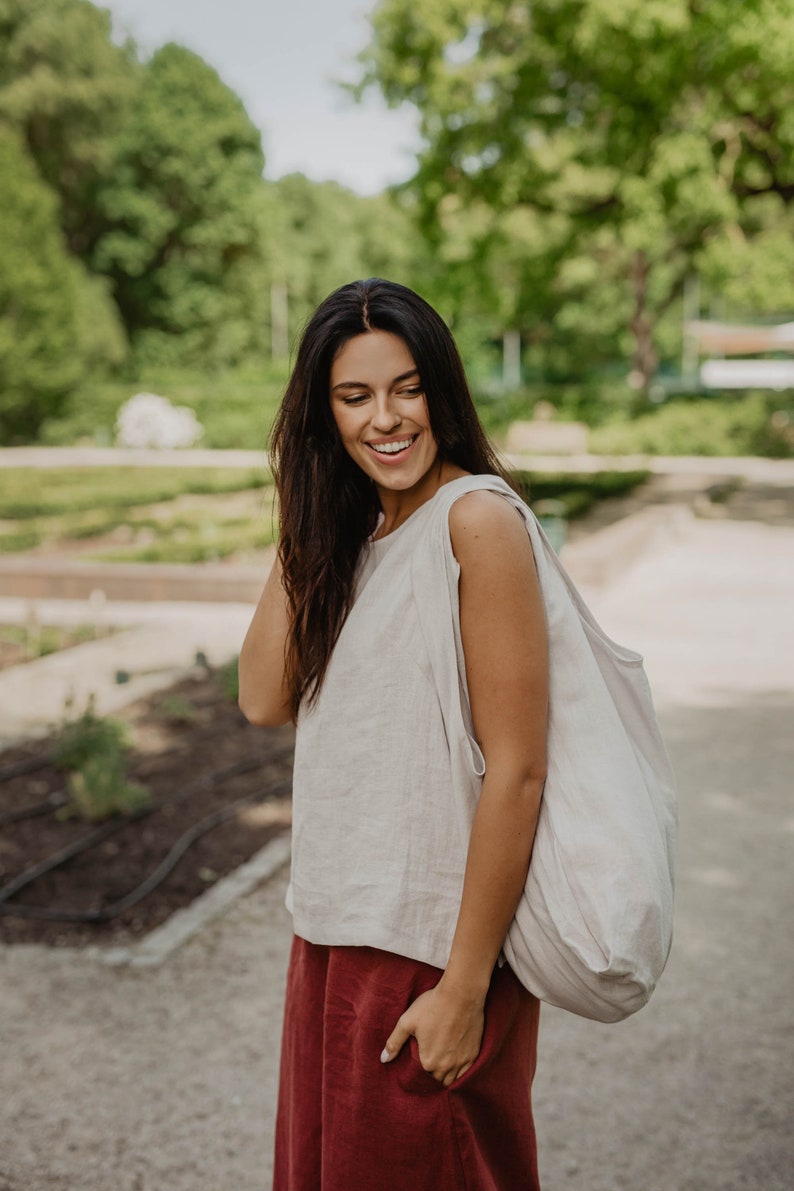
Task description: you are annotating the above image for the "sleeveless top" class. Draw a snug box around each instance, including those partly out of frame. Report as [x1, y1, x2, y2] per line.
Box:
[285, 474, 505, 970]
[286, 472, 677, 1018]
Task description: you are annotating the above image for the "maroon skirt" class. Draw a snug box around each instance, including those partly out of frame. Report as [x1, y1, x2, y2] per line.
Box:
[273, 936, 541, 1190]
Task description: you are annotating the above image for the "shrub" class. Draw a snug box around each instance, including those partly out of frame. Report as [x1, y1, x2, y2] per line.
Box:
[510, 470, 650, 520]
[590, 393, 793, 457]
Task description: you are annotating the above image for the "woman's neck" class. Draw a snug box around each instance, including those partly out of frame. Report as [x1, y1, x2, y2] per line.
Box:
[375, 460, 469, 538]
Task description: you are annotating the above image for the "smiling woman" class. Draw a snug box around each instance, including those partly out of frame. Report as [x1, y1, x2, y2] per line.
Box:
[329, 330, 459, 528]
[239, 279, 547, 1190]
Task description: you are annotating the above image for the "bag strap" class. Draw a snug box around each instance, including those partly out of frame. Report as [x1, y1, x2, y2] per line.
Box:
[435, 475, 644, 665]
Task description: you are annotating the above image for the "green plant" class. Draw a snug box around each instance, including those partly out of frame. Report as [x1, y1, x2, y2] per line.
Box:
[64, 752, 150, 823]
[53, 697, 150, 822]
[158, 694, 198, 725]
[510, 470, 650, 520]
[590, 393, 793, 458]
[53, 697, 131, 772]
[218, 657, 240, 703]
[0, 527, 45, 554]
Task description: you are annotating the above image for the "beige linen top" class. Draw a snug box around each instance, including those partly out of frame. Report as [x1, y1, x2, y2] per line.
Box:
[285, 474, 501, 969]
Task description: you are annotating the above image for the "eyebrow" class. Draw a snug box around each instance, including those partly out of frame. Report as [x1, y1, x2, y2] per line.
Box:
[331, 369, 420, 393]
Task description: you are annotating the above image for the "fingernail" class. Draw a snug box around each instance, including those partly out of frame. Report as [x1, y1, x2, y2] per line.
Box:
[380, 1048, 390, 1063]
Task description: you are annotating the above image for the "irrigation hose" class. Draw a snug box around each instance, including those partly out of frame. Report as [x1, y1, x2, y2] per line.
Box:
[0, 789, 68, 827]
[0, 756, 292, 922]
[0, 753, 54, 784]
[0, 779, 291, 923]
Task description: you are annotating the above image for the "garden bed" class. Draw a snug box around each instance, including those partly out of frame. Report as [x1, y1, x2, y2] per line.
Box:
[0, 667, 294, 948]
[0, 622, 114, 671]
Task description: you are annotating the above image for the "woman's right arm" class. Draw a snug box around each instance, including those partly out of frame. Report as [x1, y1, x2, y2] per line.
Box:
[238, 552, 293, 726]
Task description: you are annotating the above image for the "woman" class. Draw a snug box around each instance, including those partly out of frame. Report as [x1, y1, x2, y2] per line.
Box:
[239, 278, 548, 1190]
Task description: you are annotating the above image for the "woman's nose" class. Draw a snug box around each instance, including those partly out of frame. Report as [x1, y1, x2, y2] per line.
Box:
[371, 396, 401, 431]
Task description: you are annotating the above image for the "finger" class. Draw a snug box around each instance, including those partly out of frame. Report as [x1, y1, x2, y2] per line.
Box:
[441, 1058, 474, 1088]
[380, 1017, 412, 1063]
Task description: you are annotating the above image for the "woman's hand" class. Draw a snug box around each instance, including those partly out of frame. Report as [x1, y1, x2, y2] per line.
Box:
[380, 979, 485, 1087]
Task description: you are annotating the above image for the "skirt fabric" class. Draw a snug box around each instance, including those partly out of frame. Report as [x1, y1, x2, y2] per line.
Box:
[273, 936, 541, 1191]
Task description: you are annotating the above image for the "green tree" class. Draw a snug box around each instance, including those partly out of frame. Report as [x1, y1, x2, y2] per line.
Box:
[267, 174, 423, 351]
[0, 0, 137, 256]
[357, 0, 794, 394]
[0, 128, 125, 441]
[91, 43, 269, 368]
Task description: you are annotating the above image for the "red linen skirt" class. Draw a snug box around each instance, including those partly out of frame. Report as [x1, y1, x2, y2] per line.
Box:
[273, 936, 541, 1190]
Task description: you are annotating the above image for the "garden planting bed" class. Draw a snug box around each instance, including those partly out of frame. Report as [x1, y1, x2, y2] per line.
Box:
[0, 667, 294, 948]
[0, 622, 112, 670]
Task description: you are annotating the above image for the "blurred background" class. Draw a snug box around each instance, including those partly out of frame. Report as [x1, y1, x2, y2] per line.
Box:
[2, 0, 793, 459]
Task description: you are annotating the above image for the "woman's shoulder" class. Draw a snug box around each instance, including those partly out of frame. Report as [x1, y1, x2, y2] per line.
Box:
[447, 484, 532, 568]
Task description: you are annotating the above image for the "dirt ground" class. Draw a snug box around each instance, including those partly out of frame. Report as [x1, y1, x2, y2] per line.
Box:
[0, 670, 293, 947]
[1, 489, 793, 1190]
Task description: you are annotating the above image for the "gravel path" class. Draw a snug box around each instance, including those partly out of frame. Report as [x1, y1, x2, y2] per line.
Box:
[2, 503, 792, 1190]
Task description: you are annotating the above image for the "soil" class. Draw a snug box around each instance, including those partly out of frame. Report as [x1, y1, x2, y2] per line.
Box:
[0, 668, 294, 948]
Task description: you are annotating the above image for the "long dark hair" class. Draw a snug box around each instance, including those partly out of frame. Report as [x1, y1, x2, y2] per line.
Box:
[270, 277, 506, 713]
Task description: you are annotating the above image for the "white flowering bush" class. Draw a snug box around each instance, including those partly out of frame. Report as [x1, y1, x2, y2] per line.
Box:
[115, 392, 203, 449]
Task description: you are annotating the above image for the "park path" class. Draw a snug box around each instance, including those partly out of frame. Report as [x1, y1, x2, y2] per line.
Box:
[1, 491, 793, 1190]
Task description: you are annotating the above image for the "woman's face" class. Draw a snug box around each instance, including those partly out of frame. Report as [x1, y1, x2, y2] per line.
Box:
[329, 330, 440, 492]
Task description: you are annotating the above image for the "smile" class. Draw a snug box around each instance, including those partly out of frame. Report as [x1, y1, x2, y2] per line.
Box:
[367, 435, 418, 457]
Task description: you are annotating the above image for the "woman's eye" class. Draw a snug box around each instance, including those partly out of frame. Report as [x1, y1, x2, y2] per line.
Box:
[342, 394, 368, 405]
[398, 387, 423, 397]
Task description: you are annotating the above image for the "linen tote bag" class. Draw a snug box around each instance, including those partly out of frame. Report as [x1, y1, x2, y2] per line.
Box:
[411, 475, 677, 1023]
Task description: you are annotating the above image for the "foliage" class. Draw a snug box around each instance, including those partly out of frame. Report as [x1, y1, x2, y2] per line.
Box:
[357, 0, 794, 392]
[475, 377, 636, 440]
[510, 469, 650, 520]
[53, 695, 150, 822]
[64, 751, 150, 822]
[91, 518, 275, 564]
[0, 467, 269, 519]
[156, 694, 198, 726]
[3, 0, 792, 443]
[0, 622, 96, 661]
[0, 127, 125, 441]
[589, 392, 794, 458]
[267, 175, 424, 349]
[39, 363, 288, 449]
[91, 43, 269, 368]
[218, 657, 240, 704]
[53, 695, 129, 771]
[0, 0, 137, 255]
[0, 467, 276, 560]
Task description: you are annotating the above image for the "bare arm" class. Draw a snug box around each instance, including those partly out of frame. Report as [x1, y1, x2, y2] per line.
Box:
[238, 552, 293, 727]
[382, 490, 548, 1084]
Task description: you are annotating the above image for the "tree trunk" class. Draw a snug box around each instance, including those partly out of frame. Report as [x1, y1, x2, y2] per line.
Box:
[628, 250, 658, 405]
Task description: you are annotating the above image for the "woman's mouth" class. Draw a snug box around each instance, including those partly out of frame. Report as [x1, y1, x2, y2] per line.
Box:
[365, 435, 418, 463]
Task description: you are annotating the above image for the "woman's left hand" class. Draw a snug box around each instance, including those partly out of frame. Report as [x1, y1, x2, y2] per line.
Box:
[380, 980, 485, 1087]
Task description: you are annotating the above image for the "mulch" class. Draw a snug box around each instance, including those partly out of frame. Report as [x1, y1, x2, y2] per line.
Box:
[0, 669, 294, 948]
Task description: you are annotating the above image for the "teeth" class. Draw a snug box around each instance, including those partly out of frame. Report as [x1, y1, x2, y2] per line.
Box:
[370, 438, 414, 454]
